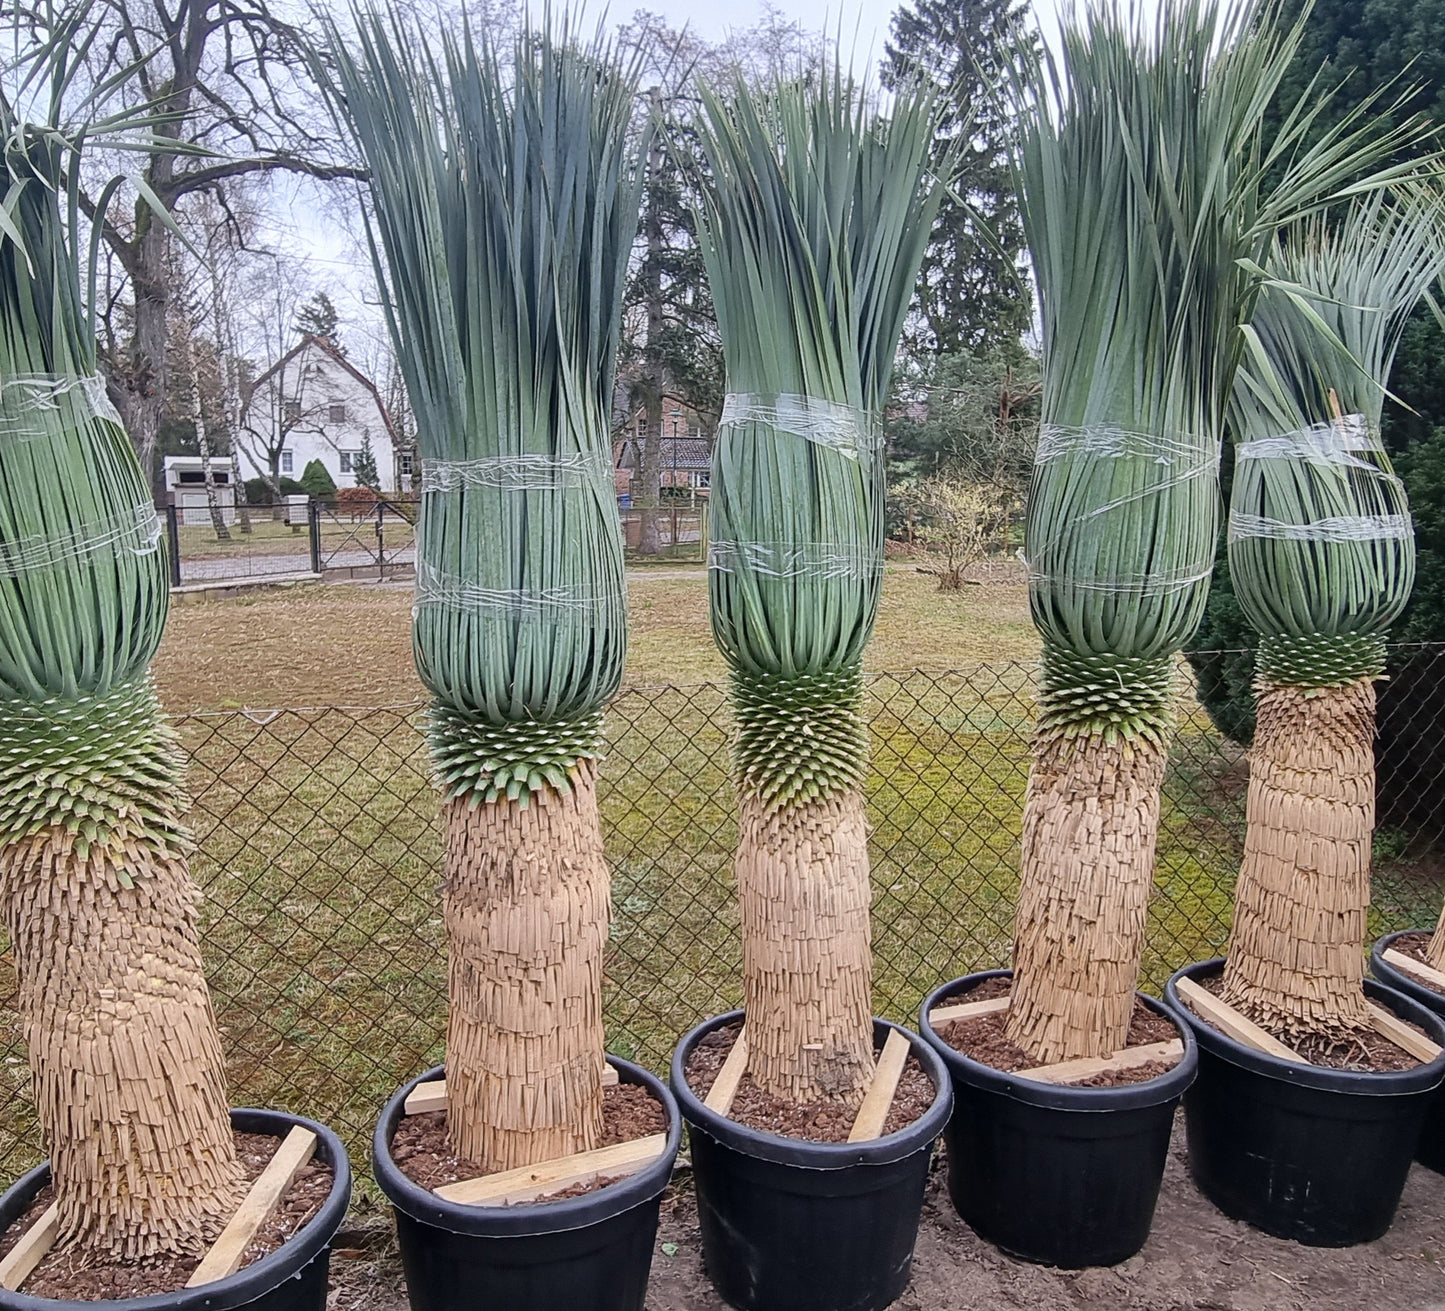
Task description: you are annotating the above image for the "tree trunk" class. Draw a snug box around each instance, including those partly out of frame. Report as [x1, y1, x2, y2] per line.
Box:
[442, 761, 609, 1171]
[1006, 730, 1169, 1064]
[229, 445, 252, 534]
[735, 790, 876, 1106]
[214, 299, 252, 535]
[1220, 678, 1375, 1037]
[1427, 900, 1445, 972]
[0, 831, 242, 1260]
[638, 395, 664, 557]
[181, 328, 231, 542]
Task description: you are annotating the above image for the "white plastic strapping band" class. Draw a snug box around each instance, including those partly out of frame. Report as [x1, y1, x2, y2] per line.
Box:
[412, 559, 622, 620]
[1237, 415, 1379, 468]
[1024, 423, 1218, 597]
[1228, 511, 1412, 543]
[1034, 423, 1213, 468]
[422, 452, 613, 494]
[0, 374, 118, 440]
[719, 393, 879, 460]
[1024, 561, 1216, 595]
[0, 502, 161, 578]
[708, 539, 878, 581]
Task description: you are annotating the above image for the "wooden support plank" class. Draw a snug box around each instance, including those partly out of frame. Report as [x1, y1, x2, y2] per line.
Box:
[1367, 1002, 1443, 1064]
[0, 1203, 58, 1292]
[1174, 978, 1307, 1064]
[404, 1064, 619, 1117]
[1383, 947, 1445, 995]
[928, 996, 1010, 1026]
[435, 1133, 668, 1206]
[1015, 1039, 1184, 1086]
[703, 1028, 748, 1116]
[186, 1127, 318, 1287]
[848, 1029, 912, 1142]
[403, 1081, 447, 1115]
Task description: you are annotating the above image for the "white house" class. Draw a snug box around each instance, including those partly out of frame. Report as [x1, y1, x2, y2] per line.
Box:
[238, 335, 411, 495]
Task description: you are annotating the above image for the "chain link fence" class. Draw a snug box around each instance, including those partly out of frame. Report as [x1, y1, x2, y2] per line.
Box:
[1, 651, 1443, 1179]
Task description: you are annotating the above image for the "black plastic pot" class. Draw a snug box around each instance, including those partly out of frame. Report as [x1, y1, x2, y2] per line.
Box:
[373, 1059, 680, 1311]
[919, 970, 1197, 1269]
[670, 1011, 951, 1311]
[1165, 958, 1445, 1246]
[0, 1109, 351, 1311]
[1370, 929, 1445, 1173]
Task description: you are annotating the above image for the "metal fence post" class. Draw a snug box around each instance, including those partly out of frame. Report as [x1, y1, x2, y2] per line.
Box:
[376, 500, 387, 581]
[308, 499, 322, 575]
[164, 504, 182, 588]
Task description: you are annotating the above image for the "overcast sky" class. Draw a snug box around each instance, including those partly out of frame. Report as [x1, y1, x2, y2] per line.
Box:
[275, 0, 1084, 372]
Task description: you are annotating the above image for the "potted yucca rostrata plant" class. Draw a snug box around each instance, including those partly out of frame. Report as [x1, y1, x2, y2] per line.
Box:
[325, 12, 680, 1311]
[666, 67, 954, 1311]
[918, 0, 1426, 1271]
[1170, 192, 1445, 1247]
[0, 16, 349, 1311]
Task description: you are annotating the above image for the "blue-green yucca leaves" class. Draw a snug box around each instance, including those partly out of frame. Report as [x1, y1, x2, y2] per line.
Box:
[1228, 192, 1445, 685]
[0, 12, 197, 853]
[325, 10, 643, 805]
[1014, 0, 1432, 741]
[693, 70, 944, 805]
[0, 18, 176, 706]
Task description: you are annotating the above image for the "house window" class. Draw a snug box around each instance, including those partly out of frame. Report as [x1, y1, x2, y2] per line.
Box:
[283, 399, 301, 422]
[690, 470, 711, 490]
[399, 451, 414, 476]
[329, 401, 348, 423]
[340, 450, 358, 474]
[280, 451, 293, 475]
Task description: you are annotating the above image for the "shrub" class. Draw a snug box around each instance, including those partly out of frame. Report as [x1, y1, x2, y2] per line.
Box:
[337, 484, 378, 517]
[243, 476, 306, 505]
[300, 458, 337, 504]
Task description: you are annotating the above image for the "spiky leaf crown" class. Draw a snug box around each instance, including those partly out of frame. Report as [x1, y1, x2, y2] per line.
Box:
[732, 664, 870, 810]
[1255, 631, 1386, 689]
[1036, 642, 1175, 745]
[0, 678, 189, 863]
[427, 703, 603, 806]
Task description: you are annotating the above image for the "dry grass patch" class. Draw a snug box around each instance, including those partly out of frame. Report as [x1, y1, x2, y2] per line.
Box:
[154, 566, 1036, 712]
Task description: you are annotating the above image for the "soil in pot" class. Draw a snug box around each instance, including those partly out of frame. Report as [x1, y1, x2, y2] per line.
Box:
[1165, 959, 1445, 1247]
[0, 1130, 335, 1300]
[1180, 972, 1427, 1071]
[391, 1083, 668, 1198]
[932, 976, 1184, 1086]
[919, 970, 1197, 1270]
[373, 1059, 682, 1311]
[683, 1021, 935, 1142]
[670, 1013, 953, 1311]
[1383, 932, 1445, 996]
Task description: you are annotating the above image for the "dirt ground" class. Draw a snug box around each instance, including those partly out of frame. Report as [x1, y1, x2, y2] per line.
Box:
[327, 1127, 1445, 1311]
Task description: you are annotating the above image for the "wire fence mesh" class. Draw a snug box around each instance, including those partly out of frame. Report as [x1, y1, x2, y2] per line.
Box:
[0, 649, 1442, 1180]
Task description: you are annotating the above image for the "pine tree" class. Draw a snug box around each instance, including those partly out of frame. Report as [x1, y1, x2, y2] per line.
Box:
[294, 291, 344, 353]
[883, 0, 1035, 355]
[352, 432, 381, 491]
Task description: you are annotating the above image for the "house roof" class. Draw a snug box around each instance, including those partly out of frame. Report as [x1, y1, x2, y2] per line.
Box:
[617, 435, 712, 470]
[246, 334, 402, 447]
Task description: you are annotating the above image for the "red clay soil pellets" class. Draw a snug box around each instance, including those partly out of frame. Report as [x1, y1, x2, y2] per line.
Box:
[933, 979, 1182, 1088]
[391, 1083, 668, 1196]
[0, 1131, 333, 1301]
[685, 1022, 936, 1142]
[1391, 932, 1445, 997]
[1190, 972, 1425, 1072]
